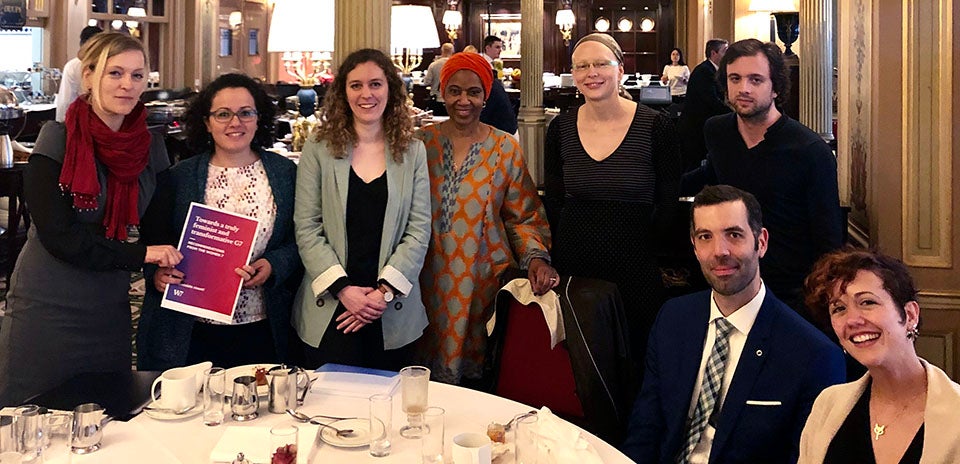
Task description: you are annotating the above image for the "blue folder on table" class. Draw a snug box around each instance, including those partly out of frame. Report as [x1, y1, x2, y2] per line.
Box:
[313, 364, 400, 397]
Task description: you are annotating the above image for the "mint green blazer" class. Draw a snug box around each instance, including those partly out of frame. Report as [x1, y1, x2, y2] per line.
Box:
[292, 137, 431, 350]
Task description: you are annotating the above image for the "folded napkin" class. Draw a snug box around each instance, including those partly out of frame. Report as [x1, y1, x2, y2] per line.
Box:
[489, 278, 565, 348]
[530, 407, 603, 464]
[210, 426, 271, 463]
[310, 371, 399, 398]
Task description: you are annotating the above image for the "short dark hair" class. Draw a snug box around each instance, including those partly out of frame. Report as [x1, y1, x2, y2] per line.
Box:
[717, 38, 790, 106]
[80, 25, 103, 46]
[690, 185, 763, 243]
[184, 73, 276, 154]
[483, 35, 502, 49]
[804, 247, 919, 328]
[704, 39, 728, 60]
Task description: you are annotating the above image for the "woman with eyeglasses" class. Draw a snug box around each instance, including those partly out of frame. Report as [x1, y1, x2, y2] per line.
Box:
[292, 49, 430, 371]
[136, 73, 300, 369]
[544, 33, 680, 365]
[0, 33, 182, 405]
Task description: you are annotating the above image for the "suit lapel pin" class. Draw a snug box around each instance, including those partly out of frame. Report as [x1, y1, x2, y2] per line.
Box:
[755, 349, 763, 356]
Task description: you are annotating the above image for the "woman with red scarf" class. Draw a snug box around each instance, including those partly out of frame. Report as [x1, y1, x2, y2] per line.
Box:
[0, 33, 182, 405]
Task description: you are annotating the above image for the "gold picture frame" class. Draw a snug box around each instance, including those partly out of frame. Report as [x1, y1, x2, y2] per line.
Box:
[480, 13, 521, 59]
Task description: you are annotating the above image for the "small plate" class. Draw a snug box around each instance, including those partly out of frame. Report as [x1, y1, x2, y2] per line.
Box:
[225, 364, 277, 397]
[142, 400, 202, 421]
[318, 418, 377, 448]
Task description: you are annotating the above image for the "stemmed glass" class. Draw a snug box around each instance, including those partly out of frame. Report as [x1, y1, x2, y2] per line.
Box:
[398, 366, 430, 439]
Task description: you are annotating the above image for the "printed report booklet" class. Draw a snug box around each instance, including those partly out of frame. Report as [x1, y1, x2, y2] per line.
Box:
[161, 202, 259, 323]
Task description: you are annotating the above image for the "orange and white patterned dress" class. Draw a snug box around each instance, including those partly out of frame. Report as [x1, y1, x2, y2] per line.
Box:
[417, 123, 551, 384]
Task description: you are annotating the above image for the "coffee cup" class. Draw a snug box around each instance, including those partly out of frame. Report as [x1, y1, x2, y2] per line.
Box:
[151, 367, 199, 410]
[452, 432, 491, 464]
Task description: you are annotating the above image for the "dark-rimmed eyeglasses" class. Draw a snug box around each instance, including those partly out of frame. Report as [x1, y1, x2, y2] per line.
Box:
[208, 108, 258, 123]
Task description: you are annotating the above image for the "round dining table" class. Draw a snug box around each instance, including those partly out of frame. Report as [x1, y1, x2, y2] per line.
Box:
[50, 379, 632, 463]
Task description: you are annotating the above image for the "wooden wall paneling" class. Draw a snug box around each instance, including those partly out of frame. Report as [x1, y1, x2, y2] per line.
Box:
[916, 292, 960, 379]
[900, 0, 953, 268]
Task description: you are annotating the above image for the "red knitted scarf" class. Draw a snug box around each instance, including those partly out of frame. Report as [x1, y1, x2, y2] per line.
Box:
[60, 96, 151, 241]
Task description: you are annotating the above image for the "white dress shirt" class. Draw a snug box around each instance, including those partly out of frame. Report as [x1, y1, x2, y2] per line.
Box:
[686, 282, 765, 463]
[56, 57, 83, 122]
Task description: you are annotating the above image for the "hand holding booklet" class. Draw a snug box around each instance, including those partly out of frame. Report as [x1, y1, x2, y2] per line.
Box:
[160, 203, 259, 323]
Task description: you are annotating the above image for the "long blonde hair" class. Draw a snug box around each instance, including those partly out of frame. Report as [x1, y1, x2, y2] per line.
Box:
[79, 32, 149, 114]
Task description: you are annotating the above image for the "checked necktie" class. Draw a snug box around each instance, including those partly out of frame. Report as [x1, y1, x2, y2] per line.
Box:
[679, 317, 735, 463]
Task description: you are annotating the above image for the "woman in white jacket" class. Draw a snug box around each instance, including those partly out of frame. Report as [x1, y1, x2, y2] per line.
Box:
[799, 248, 960, 463]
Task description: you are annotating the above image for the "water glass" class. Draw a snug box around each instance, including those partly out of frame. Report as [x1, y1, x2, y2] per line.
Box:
[268, 425, 298, 463]
[13, 406, 40, 463]
[202, 367, 226, 426]
[0, 415, 21, 460]
[420, 407, 444, 464]
[42, 412, 72, 462]
[399, 366, 430, 438]
[514, 413, 539, 464]
[369, 394, 392, 457]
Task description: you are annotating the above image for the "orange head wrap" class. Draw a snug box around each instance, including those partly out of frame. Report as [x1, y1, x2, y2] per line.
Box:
[439, 52, 494, 101]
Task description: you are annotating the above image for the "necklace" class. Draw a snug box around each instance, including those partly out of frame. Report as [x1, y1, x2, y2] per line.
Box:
[870, 376, 927, 440]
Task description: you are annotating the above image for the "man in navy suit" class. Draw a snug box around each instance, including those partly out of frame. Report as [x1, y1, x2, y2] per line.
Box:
[622, 185, 844, 463]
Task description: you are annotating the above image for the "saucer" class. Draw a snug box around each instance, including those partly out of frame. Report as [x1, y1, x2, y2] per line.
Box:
[142, 400, 202, 421]
[318, 418, 376, 448]
[225, 364, 278, 397]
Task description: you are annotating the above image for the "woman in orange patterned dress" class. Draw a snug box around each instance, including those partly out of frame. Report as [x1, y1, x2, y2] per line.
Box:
[417, 53, 558, 384]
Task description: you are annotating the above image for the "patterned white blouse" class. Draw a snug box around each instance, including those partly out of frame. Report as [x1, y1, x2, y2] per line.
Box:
[201, 159, 276, 325]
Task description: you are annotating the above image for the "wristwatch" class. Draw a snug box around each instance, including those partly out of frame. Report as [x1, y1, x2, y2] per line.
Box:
[378, 283, 395, 303]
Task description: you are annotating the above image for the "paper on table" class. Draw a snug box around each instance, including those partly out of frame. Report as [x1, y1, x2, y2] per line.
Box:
[210, 426, 271, 463]
[310, 371, 400, 398]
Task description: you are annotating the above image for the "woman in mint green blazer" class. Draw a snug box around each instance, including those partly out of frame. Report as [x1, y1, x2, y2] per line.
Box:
[292, 49, 430, 370]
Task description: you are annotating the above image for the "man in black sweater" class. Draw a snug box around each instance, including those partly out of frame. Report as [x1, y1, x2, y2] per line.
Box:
[677, 39, 730, 172]
[681, 39, 843, 317]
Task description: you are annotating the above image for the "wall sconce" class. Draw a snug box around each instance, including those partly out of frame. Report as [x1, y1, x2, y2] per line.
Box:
[391, 5, 441, 74]
[555, 8, 575, 45]
[267, 0, 335, 117]
[442, 9, 462, 41]
[228, 11, 243, 30]
[126, 6, 146, 37]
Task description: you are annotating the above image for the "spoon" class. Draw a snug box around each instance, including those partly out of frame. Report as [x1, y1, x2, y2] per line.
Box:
[144, 404, 195, 415]
[504, 410, 538, 432]
[286, 409, 354, 437]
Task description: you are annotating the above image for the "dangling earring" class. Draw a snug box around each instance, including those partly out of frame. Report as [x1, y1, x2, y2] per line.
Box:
[907, 325, 920, 340]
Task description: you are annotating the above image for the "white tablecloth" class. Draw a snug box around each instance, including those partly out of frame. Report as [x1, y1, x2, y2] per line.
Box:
[48, 379, 631, 463]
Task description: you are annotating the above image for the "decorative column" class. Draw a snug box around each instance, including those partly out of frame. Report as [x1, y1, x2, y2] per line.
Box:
[518, 0, 546, 185]
[333, 0, 390, 66]
[798, 0, 833, 141]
